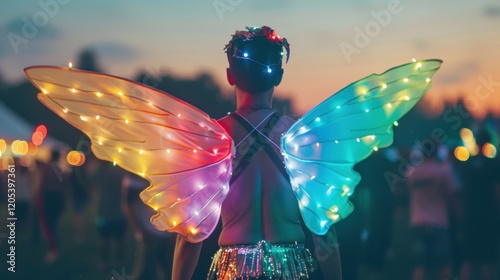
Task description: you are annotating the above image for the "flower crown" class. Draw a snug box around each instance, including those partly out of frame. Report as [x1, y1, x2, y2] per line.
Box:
[224, 26, 290, 64]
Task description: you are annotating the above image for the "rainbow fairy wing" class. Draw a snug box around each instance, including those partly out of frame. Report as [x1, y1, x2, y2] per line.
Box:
[281, 59, 442, 235]
[25, 66, 234, 242]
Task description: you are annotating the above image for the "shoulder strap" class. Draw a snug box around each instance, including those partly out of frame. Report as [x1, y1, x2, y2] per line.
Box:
[229, 112, 288, 184]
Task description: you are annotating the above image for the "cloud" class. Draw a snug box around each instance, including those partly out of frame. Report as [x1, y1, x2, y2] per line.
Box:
[483, 5, 500, 17]
[1, 16, 61, 57]
[4, 15, 60, 39]
[245, 0, 295, 11]
[435, 61, 479, 85]
[86, 41, 138, 60]
[412, 39, 429, 51]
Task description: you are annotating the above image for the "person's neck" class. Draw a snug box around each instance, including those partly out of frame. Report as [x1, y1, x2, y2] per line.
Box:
[236, 87, 273, 110]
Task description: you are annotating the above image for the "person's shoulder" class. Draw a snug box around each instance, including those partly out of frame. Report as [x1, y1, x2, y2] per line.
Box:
[217, 114, 233, 132]
[278, 113, 296, 123]
[276, 113, 296, 130]
[217, 114, 232, 124]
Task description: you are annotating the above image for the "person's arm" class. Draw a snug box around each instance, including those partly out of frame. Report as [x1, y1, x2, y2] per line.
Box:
[311, 226, 342, 279]
[172, 234, 203, 280]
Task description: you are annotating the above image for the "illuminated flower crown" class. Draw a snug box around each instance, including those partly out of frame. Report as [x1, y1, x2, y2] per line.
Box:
[224, 26, 290, 72]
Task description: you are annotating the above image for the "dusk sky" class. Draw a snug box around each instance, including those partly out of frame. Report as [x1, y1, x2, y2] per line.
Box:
[1, 0, 499, 117]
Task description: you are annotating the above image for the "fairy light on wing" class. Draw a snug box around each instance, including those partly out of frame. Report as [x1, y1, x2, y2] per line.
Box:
[24, 66, 235, 243]
[281, 59, 443, 235]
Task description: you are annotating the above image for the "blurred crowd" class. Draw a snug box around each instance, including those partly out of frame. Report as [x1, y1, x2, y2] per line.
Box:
[0, 152, 176, 280]
[338, 124, 500, 280]
[0, 124, 499, 280]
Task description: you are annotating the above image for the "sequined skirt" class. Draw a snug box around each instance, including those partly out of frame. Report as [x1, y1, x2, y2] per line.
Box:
[207, 240, 315, 279]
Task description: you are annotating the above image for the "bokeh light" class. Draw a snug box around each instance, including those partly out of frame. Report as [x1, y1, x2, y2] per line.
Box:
[11, 140, 29, 155]
[0, 156, 14, 170]
[459, 128, 474, 143]
[482, 143, 497, 159]
[454, 146, 470, 162]
[27, 143, 39, 156]
[35, 125, 48, 138]
[67, 150, 86, 166]
[32, 131, 45, 146]
[19, 155, 34, 167]
[0, 139, 6, 156]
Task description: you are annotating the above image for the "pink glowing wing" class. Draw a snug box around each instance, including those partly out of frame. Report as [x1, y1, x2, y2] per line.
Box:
[25, 66, 233, 242]
[281, 59, 442, 235]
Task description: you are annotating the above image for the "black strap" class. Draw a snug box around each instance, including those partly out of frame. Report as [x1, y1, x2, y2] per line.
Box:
[229, 112, 288, 184]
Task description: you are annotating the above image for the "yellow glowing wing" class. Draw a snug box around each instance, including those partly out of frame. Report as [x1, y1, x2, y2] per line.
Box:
[25, 66, 233, 242]
[281, 59, 442, 235]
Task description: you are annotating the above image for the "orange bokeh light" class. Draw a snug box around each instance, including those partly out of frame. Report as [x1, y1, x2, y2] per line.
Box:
[454, 146, 470, 162]
[67, 151, 85, 166]
[32, 131, 44, 146]
[0, 139, 6, 154]
[35, 125, 48, 138]
[482, 143, 497, 159]
[27, 143, 39, 156]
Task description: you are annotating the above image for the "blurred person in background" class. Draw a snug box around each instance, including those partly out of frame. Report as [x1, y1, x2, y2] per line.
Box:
[406, 143, 458, 280]
[15, 158, 35, 232]
[122, 172, 176, 280]
[360, 148, 399, 280]
[88, 159, 128, 270]
[35, 149, 71, 263]
[456, 125, 500, 280]
[70, 163, 89, 242]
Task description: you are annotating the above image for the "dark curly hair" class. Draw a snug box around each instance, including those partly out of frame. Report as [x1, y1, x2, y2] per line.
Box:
[225, 26, 290, 94]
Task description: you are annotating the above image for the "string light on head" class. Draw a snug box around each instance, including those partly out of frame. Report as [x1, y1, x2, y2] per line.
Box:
[233, 52, 280, 74]
[225, 26, 290, 75]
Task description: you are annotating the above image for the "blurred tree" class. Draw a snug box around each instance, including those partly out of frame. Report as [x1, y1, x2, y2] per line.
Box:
[0, 81, 79, 147]
[76, 48, 104, 72]
[134, 70, 296, 120]
[134, 71, 234, 119]
[393, 101, 473, 148]
[2, 49, 298, 149]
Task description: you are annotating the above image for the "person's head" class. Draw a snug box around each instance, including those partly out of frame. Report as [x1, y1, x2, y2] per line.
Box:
[225, 26, 290, 94]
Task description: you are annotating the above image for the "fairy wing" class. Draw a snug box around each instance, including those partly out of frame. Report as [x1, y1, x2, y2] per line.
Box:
[281, 59, 442, 235]
[25, 66, 234, 242]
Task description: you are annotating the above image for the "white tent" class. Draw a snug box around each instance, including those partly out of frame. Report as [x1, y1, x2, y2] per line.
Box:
[0, 101, 65, 148]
